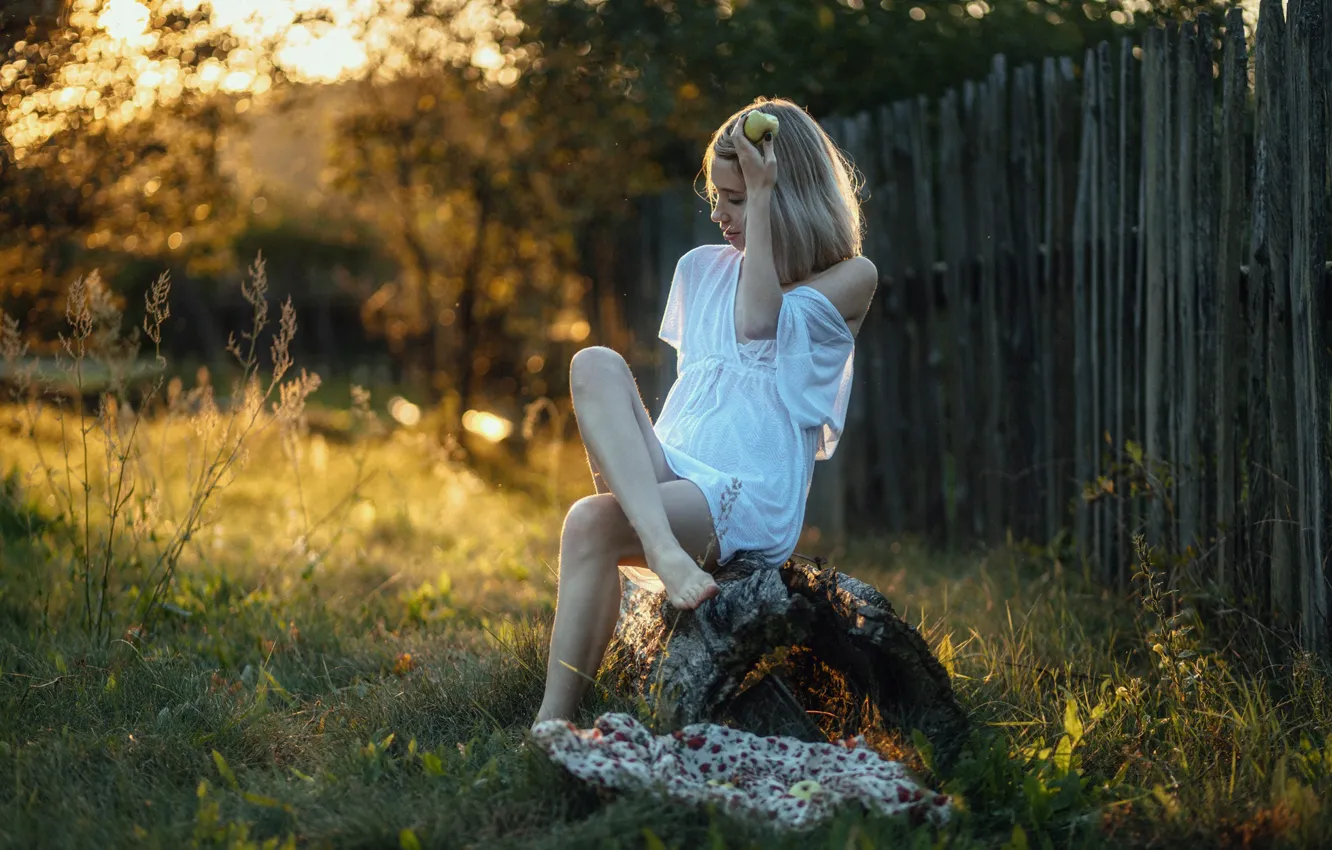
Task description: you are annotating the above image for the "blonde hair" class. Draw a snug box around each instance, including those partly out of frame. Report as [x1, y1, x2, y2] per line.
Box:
[701, 97, 863, 284]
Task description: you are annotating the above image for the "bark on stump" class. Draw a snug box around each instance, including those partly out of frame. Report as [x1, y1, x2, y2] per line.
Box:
[608, 554, 968, 766]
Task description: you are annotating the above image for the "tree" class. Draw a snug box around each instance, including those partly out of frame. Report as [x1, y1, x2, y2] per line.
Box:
[327, 68, 585, 417]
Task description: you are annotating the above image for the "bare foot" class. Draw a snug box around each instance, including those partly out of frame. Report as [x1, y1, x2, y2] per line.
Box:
[647, 545, 720, 610]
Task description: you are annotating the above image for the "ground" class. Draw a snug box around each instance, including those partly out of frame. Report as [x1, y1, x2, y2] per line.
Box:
[2, 392, 1331, 850]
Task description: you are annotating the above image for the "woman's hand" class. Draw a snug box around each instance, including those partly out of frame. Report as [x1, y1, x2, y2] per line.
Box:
[730, 112, 777, 196]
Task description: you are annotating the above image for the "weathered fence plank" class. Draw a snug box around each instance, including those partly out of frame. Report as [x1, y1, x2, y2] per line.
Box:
[1214, 14, 1247, 588]
[1252, 0, 1294, 618]
[1163, 25, 1180, 550]
[1074, 48, 1097, 565]
[1010, 64, 1043, 543]
[1177, 23, 1200, 553]
[1039, 57, 1064, 542]
[869, 106, 908, 535]
[938, 88, 978, 543]
[988, 57, 1015, 540]
[1143, 26, 1169, 546]
[1112, 36, 1135, 585]
[907, 97, 948, 545]
[841, 112, 873, 530]
[1193, 15, 1217, 563]
[1288, 0, 1330, 651]
[971, 72, 1006, 544]
[1096, 41, 1120, 579]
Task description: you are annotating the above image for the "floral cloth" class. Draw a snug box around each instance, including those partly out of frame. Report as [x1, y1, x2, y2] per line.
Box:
[531, 713, 951, 830]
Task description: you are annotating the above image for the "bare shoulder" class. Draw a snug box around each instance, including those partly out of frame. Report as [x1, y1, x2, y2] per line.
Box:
[801, 255, 878, 334]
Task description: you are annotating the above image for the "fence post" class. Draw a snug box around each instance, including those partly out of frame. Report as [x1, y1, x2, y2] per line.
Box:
[1252, 0, 1294, 619]
[1074, 48, 1098, 566]
[1288, 0, 1329, 651]
[906, 97, 948, 544]
[1176, 24, 1201, 554]
[1214, 17, 1247, 588]
[1009, 64, 1043, 543]
[1142, 27, 1169, 547]
[939, 89, 978, 543]
[1193, 16, 1218, 568]
[1113, 36, 1137, 587]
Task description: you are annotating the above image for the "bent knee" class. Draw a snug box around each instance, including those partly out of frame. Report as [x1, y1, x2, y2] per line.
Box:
[569, 346, 629, 395]
[562, 494, 631, 558]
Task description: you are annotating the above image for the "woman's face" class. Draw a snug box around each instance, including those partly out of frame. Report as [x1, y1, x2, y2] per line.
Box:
[709, 157, 746, 252]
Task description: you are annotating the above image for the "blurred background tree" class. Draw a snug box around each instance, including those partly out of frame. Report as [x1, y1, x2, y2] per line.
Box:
[2, 0, 1234, 438]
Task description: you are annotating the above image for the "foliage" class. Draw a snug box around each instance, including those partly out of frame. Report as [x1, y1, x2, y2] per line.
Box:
[0, 256, 330, 642]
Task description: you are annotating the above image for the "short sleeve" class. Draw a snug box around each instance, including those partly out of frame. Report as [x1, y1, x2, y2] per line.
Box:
[775, 286, 855, 460]
[658, 253, 690, 352]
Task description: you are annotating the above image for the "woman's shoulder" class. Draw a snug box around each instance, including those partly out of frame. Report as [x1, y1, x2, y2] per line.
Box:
[678, 243, 739, 276]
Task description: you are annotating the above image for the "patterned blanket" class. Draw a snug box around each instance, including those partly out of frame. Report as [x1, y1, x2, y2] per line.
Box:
[531, 713, 951, 830]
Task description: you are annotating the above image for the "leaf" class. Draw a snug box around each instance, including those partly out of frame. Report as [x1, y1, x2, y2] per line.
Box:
[399, 828, 422, 850]
[1110, 760, 1130, 787]
[642, 828, 668, 850]
[1125, 440, 1144, 465]
[1003, 824, 1029, 850]
[1053, 734, 1073, 774]
[1063, 698, 1083, 747]
[936, 633, 956, 677]
[212, 749, 238, 790]
[422, 752, 445, 776]
[911, 729, 936, 774]
[289, 767, 315, 783]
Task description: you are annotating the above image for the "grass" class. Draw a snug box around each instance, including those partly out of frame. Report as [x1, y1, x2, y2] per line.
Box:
[3, 268, 1332, 848]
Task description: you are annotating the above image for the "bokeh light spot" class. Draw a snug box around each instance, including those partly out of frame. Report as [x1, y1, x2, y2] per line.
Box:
[388, 396, 422, 427]
[462, 410, 513, 443]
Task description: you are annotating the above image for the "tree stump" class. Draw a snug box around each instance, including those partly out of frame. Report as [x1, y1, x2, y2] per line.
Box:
[608, 554, 968, 766]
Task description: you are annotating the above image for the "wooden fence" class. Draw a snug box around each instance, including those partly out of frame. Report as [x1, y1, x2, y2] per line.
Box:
[609, 3, 1331, 646]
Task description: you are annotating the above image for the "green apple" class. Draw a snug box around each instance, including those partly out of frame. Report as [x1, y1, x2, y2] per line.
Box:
[743, 110, 780, 144]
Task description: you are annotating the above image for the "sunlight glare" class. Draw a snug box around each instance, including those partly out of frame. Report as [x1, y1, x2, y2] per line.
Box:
[462, 410, 513, 443]
[277, 22, 369, 82]
[5, 0, 530, 155]
[98, 0, 152, 45]
[388, 396, 423, 427]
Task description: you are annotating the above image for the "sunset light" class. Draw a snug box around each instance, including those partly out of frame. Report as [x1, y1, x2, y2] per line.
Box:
[98, 0, 152, 45]
[462, 410, 514, 443]
[2, 0, 525, 155]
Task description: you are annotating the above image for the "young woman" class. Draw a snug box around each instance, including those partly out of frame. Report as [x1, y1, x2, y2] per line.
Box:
[534, 98, 878, 726]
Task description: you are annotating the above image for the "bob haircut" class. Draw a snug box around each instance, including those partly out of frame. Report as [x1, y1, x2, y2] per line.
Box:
[701, 97, 863, 285]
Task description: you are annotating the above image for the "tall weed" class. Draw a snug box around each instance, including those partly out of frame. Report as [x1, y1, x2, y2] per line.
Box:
[1, 255, 325, 642]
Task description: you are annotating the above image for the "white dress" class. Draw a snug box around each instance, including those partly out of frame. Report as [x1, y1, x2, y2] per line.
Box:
[620, 244, 856, 590]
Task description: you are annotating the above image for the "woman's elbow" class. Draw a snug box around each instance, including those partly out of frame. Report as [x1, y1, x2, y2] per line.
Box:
[740, 315, 779, 341]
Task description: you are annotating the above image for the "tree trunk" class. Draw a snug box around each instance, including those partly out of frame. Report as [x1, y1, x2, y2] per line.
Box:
[454, 173, 492, 425]
[608, 555, 969, 768]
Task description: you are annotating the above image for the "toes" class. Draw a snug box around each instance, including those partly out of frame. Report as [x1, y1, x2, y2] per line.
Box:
[682, 578, 719, 610]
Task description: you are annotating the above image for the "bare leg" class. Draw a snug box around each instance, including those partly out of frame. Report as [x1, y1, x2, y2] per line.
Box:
[567, 347, 719, 610]
[535, 480, 718, 725]
[566, 373, 668, 713]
